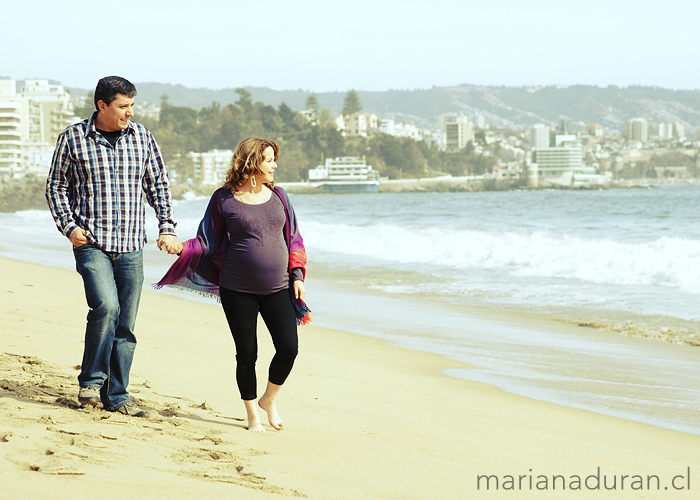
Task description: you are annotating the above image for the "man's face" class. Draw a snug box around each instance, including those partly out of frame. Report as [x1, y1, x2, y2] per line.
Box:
[97, 94, 135, 132]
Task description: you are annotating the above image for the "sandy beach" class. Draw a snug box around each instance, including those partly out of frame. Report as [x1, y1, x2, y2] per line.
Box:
[1, 256, 699, 499]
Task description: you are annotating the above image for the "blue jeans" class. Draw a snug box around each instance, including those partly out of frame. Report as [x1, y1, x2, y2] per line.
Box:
[73, 244, 144, 410]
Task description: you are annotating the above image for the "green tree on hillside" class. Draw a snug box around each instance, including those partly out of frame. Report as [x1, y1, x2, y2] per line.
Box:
[342, 90, 362, 115]
[305, 94, 319, 111]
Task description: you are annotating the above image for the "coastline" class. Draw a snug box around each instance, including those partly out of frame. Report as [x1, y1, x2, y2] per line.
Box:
[2, 257, 700, 499]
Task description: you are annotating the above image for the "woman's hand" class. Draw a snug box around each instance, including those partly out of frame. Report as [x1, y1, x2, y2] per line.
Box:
[293, 280, 306, 301]
[157, 234, 183, 255]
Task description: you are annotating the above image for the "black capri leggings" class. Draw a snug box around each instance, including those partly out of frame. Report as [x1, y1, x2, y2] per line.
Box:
[220, 287, 299, 400]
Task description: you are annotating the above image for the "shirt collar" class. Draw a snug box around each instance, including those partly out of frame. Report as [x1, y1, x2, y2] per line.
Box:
[85, 111, 136, 138]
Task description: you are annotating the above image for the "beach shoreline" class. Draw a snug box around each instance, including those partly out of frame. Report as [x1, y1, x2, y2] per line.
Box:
[2, 256, 700, 499]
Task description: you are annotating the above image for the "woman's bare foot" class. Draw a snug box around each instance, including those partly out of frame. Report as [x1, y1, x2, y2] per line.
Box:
[258, 381, 284, 430]
[258, 396, 284, 430]
[244, 399, 265, 433]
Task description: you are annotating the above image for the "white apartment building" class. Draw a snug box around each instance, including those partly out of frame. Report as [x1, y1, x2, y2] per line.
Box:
[343, 113, 378, 137]
[186, 149, 233, 185]
[393, 122, 422, 141]
[533, 144, 591, 185]
[0, 100, 23, 178]
[584, 123, 603, 137]
[658, 123, 673, 139]
[530, 124, 550, 149]
[624, 118, 648, 143]
[379, 118, 394, 135]
[673, 122, 685, 139]
[446, 118, 474, 152]
[0, 79, 79, 177]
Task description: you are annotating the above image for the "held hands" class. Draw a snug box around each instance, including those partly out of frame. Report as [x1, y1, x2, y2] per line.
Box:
[293, 280, 306, 301]
[157, 234, 183, 255]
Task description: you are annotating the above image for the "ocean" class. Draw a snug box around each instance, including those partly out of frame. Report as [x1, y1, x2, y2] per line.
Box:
[2, 185, 700, 435]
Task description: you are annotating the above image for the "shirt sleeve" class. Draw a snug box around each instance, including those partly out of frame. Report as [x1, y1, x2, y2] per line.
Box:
[45, 132, 79, 240]
[291, 268, 304, 281]
[141, 128, 177, 235]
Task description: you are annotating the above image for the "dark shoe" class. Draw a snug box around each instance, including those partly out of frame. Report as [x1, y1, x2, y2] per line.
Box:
[78, 387, 101, 406]
[113, 403, 150, 418]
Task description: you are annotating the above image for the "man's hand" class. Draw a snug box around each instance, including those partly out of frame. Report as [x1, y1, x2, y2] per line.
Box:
[69, 228, 89, 248]
[157, 234, 183, 255]
[293, 280, 306, 301]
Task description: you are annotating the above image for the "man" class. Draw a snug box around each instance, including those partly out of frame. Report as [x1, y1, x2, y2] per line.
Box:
[46, 76, 181, 418]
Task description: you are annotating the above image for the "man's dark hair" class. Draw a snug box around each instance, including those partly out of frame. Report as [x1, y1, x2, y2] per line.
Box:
[94, 76, 137, 110]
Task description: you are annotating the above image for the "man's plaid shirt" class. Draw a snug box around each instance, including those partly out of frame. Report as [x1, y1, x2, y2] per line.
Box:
[46, 113, 176, 253]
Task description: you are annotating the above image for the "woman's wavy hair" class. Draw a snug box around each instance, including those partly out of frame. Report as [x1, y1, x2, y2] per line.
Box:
[222, 137, 279, 191]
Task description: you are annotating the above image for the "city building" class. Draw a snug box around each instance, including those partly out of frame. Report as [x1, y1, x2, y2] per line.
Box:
[393, 122, 422, 141]
[342, 112, 378, 137]
[185, 149, 232, 185]
[446, 117, 474, 152]
[673, 122, 685, 139]
[532, 143, 608, 185]
[436, 113, 458, 131]
[624, 118, 648, 143]
[345, 113, 367, 136]
[530, 124, 550, 150]
[308, 156, 379, 192]
[658, 123, 673, 139]
[0, 78, 79, 177]
[584, 123, 603, 137]
[0, 97, 23, 178]
[379, 118, 394, 135]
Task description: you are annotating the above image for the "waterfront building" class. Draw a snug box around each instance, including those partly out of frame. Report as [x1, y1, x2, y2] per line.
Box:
[530, 124, 550, 150]
[0, 79, 79, 177]
[0, 98, 23, 178]
[308, 156, 379, 192]
[624, 118, 648, 143]
[185, 149, 233, 185]
[446, 117, 474, 152]
[532, 144, 608, 185]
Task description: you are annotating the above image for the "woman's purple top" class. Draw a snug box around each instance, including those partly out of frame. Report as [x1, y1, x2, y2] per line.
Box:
[218, 190, 300, 294]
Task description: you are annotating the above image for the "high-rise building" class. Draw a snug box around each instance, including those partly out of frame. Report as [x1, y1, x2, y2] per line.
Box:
[673, 122, 685, 139]
[624, 118, 648, 143]
[0, 78, 79, 177]
[530, 124, 550, 150]
[0, 81, 23, 178]
[658, 123, 673, 139]
[584, 123, 603, 137]
[186, 149, 233, 185]
[446, 119, 474, 152]
[533, 145, 583, 181]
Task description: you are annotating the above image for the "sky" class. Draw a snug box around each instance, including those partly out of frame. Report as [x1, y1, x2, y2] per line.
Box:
[2, 0, 698, 93]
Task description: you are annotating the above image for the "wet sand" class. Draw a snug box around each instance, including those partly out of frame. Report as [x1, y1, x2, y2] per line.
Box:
[1, 257, 698, 499]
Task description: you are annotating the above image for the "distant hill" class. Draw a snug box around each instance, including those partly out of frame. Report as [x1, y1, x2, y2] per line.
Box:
[66, 82, 700, 134]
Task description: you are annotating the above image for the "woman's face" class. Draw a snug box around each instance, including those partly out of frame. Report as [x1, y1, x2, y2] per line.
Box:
[257, 146, 277, 184]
